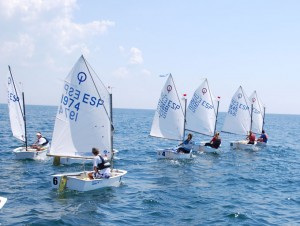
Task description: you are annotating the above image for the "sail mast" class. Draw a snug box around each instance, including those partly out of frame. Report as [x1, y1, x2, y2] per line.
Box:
[250, 103, 253, 132]
[183, 94, 187, 142]
[109, 88, 113, 154]
[213, 97, 220, 135]
[21, 92, 28, 150]
[262, 106, 266, 131]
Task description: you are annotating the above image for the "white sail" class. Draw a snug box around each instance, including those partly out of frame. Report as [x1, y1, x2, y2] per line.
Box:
[7, 67, 25, 142]
[186, 79, 219, 136]
[222, 86, 251, 135]
[150, 74, 184, 141]
[249, 91, 265, 134]
[50, 55, 112, 157]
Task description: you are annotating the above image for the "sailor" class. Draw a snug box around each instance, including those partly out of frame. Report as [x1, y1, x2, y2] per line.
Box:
[31, 132, 49, 151]
[247, 131, 256, 145]
[177, 133, 193, 153]
[205, 132, 221, 149]
[88, 148, 111, 179]
[257, 130, 268, 143]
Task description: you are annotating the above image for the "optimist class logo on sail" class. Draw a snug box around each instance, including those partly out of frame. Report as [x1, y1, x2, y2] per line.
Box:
[155, 84, 181, 118]
[58, 72, 105, 122]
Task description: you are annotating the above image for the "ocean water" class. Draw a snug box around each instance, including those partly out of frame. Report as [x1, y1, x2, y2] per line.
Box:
[1, 104, 300, 225]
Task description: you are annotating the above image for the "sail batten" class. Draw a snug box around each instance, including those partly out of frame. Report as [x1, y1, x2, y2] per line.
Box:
[50, 56, 112, 157]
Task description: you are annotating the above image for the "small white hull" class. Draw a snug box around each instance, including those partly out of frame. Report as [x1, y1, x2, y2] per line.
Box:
[230, 140, 259, 151]
[0, 196, 7, 209]
[51, 169, 127, 192]
[157, 149, 193, 159]
[194, 142, 221, 153]
[13, 147, 48, 160]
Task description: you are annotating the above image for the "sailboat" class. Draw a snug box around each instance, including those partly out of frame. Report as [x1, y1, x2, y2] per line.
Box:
[7, 66, 48, 160]
[48, 55, 116, 165]
[249, 91, 267, 147]
[186, 79, 221, 153]
[150, 74, 193, 159]
[0, 197, 7, 209]
[222, 86, 259, 151]
[49, 55, 126, 191]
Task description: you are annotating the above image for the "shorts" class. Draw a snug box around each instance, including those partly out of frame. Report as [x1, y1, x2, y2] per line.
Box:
[93, 172, 111, 179]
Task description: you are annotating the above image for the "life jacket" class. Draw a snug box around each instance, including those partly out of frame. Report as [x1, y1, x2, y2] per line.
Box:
[97, 155, 111, 170]
[212, 139, 221, 149]
[249, 134, 256, 142]
[41, 137, 49, 146]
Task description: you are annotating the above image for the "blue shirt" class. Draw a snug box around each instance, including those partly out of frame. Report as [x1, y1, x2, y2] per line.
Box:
[260, 134, 268, 143]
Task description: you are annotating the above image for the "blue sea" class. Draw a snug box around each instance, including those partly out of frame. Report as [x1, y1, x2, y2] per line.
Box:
[1, 104, 300, 225]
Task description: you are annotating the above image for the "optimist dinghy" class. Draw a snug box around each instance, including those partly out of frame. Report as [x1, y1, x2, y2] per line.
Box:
[223, 87, 266, 151]
[49, 55, 126, 191]
[150, 74, 193, 159]
[185, 79, 221, 154]
[51, 168, 127, 192]
[7, 66, 48, 160]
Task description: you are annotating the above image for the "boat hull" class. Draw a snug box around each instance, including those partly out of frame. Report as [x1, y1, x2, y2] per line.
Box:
[157, 149, 193, 159]
[194, 142, 221, 153]
[230, 140, 259, 151]
[51, 169, 127, 192]
[13, 147, 48, 160]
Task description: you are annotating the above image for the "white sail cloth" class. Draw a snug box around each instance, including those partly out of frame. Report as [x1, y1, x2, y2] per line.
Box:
[249, 91, 265, 134]
[50, 55, 112, 157]
[222, 86, 251, 135]
[150, 74, 185, 141]
[186, 79, 219, 136]
[7, 69, 25, 142]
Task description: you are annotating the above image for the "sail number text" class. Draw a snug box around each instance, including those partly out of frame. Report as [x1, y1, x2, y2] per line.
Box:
[58, 83, 104, 122]
[8, 91, 19, 102]
[188, 93, 213, 113]
[157, 94, 180, 118]
[228, 99, 249, 116]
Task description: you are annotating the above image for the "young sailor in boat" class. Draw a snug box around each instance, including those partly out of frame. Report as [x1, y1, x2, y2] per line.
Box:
[257, 130, 268, 143]
[31, 132, 49, 151]
[88, 148, 111, 179]
[177, 133, 193, 153]
[247, 131, 256, 145]
[205, 132, 221, 149]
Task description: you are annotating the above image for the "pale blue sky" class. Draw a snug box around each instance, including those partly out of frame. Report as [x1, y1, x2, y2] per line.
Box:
[0, 0, 299, 114]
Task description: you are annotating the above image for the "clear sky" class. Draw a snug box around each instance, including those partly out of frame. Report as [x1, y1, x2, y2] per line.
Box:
[0, 0, 299, 114]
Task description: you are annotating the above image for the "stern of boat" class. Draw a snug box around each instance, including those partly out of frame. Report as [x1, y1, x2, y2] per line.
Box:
[157, 149, 192, 159]
[13, 147, 48, 160]
[51, 170, 127, 192]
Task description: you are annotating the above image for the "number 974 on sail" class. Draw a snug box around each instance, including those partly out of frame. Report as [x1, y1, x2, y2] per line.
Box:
[59, 106, 79, 122]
